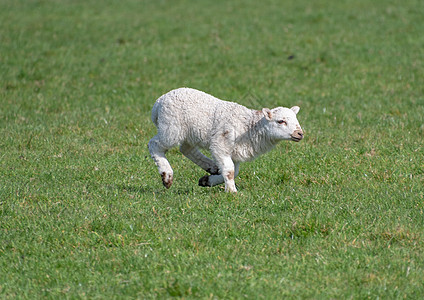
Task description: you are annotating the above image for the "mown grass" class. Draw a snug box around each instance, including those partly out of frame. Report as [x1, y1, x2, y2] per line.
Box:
[1, 0, 423, 298]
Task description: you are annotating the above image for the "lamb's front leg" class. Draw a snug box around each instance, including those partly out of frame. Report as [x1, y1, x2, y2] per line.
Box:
[220, 157, 236, 192]
[200, 130, 239, 192]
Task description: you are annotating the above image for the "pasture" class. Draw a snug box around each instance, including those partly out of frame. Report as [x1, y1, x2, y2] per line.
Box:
[1, 0, 423, 298]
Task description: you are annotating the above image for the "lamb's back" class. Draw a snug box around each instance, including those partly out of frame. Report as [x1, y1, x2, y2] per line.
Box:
[159, 88, 247, 126]
[154, 88, 253, 147]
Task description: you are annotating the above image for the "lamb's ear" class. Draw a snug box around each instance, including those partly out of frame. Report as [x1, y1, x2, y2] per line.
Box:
[291, 106, 300, 115]
[262, 108, 273, 121]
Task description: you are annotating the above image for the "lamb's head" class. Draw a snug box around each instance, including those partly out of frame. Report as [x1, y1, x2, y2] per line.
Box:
[262, 106, 304, 142]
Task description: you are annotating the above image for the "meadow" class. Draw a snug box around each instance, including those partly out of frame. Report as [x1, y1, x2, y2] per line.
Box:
[1, 0, 423, 298]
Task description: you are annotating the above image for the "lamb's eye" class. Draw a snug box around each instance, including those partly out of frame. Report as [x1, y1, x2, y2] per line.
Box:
[277, 120, 287, 125]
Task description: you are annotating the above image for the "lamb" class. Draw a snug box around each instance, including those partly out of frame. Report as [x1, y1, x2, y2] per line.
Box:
[148, 88, 304, 193]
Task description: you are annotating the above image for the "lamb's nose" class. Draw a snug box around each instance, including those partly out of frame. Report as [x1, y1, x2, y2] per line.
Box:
[291, 130, 304, 141]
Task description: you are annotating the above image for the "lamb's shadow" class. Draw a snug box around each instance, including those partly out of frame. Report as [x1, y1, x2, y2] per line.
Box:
[113, 183, 196, 195]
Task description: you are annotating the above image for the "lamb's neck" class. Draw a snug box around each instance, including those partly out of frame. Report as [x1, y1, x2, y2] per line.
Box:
[250, 115, 277, 154]
[234, 111, 278, 161]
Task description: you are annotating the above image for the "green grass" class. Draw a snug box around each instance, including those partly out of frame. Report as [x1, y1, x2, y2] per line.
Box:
[1, 0, 423, 298]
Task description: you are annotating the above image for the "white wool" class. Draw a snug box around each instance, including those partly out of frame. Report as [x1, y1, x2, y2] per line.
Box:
[148, 88, 303, 193]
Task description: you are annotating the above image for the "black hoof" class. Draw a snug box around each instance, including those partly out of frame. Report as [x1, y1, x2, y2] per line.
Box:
[206, 167, 220, 175]
[198, 175, 211, 187]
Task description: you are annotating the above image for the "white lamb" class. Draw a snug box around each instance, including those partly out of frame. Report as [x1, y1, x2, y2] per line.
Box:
[148, 88, 304, 193]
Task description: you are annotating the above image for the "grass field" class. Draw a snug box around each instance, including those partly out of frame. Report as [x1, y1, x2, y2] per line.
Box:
[1, 0, 424, 298]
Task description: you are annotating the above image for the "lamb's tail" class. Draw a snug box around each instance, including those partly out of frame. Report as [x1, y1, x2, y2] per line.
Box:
[151, 98, 161, 126]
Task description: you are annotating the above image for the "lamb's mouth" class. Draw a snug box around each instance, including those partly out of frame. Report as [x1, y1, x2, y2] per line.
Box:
[290, 130, 304, 142]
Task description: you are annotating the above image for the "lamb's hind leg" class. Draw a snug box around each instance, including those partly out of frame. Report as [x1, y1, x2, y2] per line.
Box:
[148, 135, 174, 188]
[199, 162, 240, 192]
[179, 143, 219, 175]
